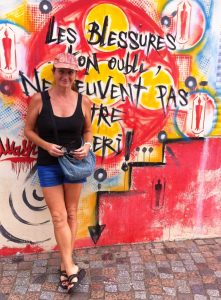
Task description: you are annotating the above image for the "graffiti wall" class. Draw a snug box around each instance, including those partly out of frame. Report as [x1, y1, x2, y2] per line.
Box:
[1, 0, 221, 255]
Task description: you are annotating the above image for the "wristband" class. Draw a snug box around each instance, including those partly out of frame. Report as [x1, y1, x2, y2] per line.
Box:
[84, 142, 92, 149]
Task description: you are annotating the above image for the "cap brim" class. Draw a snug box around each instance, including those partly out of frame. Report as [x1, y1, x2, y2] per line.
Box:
[54, 62, 78, 70]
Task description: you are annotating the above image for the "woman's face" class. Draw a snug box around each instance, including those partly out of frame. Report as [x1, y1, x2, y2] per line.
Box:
[53, 68, 76, 88]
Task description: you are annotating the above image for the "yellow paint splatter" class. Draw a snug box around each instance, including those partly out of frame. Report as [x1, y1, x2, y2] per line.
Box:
[5, 1, 28, 30]
[77, 193, 96, 238]
[38, 63, 54, 85]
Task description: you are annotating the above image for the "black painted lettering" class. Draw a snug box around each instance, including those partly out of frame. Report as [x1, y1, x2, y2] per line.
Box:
[118, 31, 127, 48]
[111, 108, 123, 122]
[178, 89, 188, 106]
[78, 56, 86, 67]
[91, 104, 100, 123]
[110, 84, 120, 99]
[97, 76, 112, 99]
[67, 28, 77, 44]
[146, 33, 157, 55]
[139, 33, 148, 47]
[45, 16, 57, 44]
[87, 21, 101, 45]
[167, 87, 177, 108]
[98, 104, 111, 127]
[57, 27, 66, 44]
[157, 36, 165, 50]
[108, 57, 116, 70]
[133, 77, 147, 105]
[107, 31, 117, 46]
[85, 53, 99, 74]
[75, 80, 85, 93]
[128, 31, 139, 50]
[156, 85, 167, 114]
[166, 33, 176, 50]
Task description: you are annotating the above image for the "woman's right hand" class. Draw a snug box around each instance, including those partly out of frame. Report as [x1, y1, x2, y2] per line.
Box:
[47, 143, 64, 157]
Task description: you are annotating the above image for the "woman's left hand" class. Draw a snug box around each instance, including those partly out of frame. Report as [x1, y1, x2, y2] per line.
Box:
[71, 144, 90, 160]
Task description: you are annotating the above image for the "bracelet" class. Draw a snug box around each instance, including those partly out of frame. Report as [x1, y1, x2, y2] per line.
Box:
[84, 142, 92, 149]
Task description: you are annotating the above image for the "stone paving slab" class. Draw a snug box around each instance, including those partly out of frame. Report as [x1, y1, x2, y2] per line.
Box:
[0, 238, 221, 299]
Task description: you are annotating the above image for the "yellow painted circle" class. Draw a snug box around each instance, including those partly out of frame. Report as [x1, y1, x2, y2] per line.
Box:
[84, 61, 126, 106]
[38, 63, 54, 85]
[85, 4, 129, 52]
[140, 67, 174, 110]
[92, 116, 122, 157]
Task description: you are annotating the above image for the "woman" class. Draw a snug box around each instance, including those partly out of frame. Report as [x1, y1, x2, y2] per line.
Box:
[24, 52, 93, 293]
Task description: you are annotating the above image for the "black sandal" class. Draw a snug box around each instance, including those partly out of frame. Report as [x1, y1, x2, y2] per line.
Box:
[59, 270, 69, 289]
[75, 265, 86, 280]
[68, 269, 86, 294]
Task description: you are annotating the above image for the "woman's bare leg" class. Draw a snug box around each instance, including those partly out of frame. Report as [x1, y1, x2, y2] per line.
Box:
[42, 185, 77, 275]
[60, 183, 83, 271]
[64, 183, 82, 247]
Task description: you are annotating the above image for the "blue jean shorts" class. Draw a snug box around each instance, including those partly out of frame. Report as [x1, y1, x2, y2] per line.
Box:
[37, 164, 86, 187]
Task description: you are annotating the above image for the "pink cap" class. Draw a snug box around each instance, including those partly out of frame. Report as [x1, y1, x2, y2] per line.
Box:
[53, 52, 79, 70]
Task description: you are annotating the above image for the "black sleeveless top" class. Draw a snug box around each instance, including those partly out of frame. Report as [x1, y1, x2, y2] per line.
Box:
[36, 90, 85, 165]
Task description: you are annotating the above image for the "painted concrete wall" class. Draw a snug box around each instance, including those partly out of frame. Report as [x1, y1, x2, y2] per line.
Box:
[1, 0, 221, 255]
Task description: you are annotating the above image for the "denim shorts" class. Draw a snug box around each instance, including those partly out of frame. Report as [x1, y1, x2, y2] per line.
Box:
[37, 164, 86, 187]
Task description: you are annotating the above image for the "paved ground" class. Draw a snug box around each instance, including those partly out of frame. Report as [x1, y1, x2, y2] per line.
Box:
[1, 238, 221, 300]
